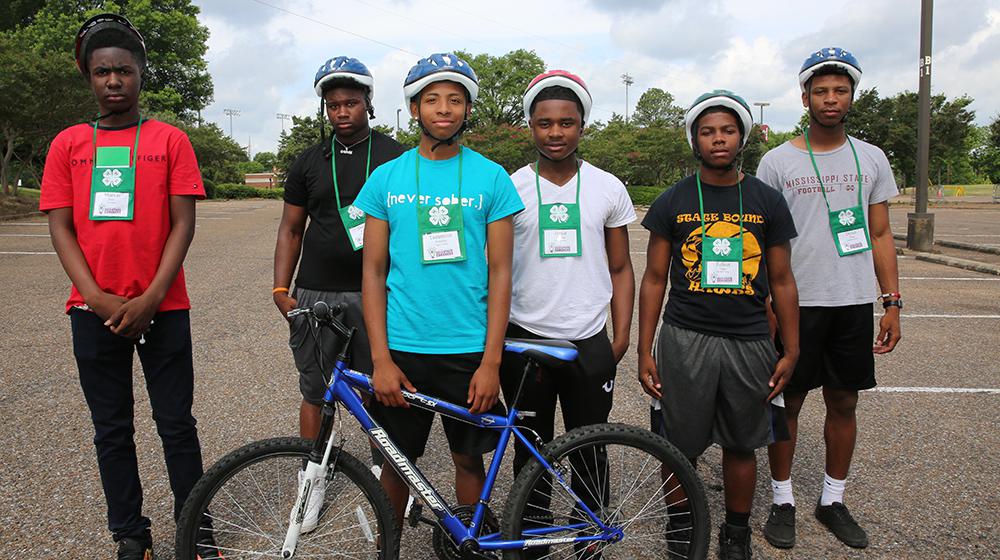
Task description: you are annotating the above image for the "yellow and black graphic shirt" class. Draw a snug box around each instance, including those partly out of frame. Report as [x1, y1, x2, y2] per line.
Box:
[642, 174, 797, 340]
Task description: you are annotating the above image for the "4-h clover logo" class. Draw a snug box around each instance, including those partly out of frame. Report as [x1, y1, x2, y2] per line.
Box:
[429, 205, 450, 226]
[712, 238, 732, 256]
[549, 204, 569, 223]
[347, 205, 364, 220]
[102, 169, 123, 187]
[838, 209, 856, 226]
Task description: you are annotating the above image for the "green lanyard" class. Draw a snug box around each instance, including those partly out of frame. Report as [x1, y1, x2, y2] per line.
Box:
[331, 134, 372, 205]
[89, 116, 142, 221]
[415, 147, 467, 264]
[804, 129, 872, 256]
[696, 171, 744, 289]
[535, 159, 582, 257]
[331, 135, 372, 251]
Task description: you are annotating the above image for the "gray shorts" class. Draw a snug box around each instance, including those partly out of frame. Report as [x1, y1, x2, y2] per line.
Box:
[655, 323, 776, 458]
[289, 288, 371, 404]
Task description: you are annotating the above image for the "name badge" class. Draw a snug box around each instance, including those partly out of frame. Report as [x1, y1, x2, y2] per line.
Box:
[92, 191, 131, 218]
[705, 260, 740, 286]
[543, 229, 578, 255]
[837, 228, 869, 253]
[422, 230, 463, 261]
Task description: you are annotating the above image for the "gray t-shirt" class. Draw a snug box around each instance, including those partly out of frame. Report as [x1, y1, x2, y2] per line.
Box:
[756, 136, 898, 306]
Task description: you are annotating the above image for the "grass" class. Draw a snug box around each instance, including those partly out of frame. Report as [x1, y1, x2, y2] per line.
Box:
[0, 188, 42, 218]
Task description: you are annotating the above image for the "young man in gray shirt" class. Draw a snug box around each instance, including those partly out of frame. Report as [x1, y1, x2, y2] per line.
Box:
[756, 47, 902, 550]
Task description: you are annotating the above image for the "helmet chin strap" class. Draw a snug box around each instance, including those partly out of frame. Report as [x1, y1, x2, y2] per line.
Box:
[808, 99, 852, 128]
[692, 140, 744, 172]
[537, 148, 577, 162]
[416, 107, 469, 152]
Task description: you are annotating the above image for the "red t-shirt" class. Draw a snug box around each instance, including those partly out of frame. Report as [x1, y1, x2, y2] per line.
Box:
[40, 119, 205, 313]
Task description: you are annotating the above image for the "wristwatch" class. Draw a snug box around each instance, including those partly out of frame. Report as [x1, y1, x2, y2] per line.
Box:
[882, 299, 903, 309]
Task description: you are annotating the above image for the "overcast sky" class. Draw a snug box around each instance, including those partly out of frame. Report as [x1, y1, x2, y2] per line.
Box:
[192, 0, 1000, 156]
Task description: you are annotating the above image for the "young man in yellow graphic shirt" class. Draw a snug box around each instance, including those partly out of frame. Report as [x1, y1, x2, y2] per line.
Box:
[637, 90, 800, 559]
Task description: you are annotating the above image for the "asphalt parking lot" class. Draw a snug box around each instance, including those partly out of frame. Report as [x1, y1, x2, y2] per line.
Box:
[1, 200, 997, 558]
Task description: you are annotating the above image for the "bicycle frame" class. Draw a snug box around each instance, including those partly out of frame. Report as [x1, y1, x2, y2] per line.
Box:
[319, 358, 622, 552]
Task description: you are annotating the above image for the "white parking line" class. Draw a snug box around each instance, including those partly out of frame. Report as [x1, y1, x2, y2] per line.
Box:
[900, 276, 1000, 281]
[899, 314, 1000, 319]
[0, 222, 47, 226]
[0, 233, 49, 237]
[0, 251, 56, 255]
[873, 386, 1000, 395]
[198, 217, 231, 220]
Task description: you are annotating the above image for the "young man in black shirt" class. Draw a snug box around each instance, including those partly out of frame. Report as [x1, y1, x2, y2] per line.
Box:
[272, 56, 404, 533]
[637, 90, 800, 559]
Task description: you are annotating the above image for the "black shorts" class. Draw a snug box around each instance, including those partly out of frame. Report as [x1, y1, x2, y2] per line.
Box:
[782, 303, 876, 393]
[370, 350, 504, 461]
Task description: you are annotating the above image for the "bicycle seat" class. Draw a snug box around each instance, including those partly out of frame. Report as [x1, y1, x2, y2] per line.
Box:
[504, 338, 578, 368]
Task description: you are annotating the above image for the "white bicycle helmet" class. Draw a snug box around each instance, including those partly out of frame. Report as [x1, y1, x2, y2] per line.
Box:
[684, 89, 754, 150]
[403, 53, 479, 103]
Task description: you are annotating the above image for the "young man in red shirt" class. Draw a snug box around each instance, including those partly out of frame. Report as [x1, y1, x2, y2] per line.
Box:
[40, 14, 213, 560]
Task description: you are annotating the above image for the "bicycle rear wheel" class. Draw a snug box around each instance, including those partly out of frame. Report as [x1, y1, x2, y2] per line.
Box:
[176, 437, 398, 559]
[501, 423, 709, 559]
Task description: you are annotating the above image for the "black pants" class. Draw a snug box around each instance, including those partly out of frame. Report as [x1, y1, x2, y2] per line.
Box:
[500, 324, 616, 556]
[71, 309, 204, 541]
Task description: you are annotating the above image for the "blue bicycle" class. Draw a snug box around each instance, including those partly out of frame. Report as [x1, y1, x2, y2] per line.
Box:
[176, 302, 709, 559]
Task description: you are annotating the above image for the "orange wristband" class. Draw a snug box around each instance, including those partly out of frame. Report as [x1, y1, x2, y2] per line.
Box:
[272, 287, 289, 295]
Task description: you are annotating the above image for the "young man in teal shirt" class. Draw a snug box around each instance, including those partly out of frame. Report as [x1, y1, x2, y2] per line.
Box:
[354, 52, 523, 528]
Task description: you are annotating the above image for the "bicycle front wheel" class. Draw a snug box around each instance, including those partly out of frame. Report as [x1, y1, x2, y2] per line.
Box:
[501, 423, 709, 559]
[176, 437, 398, 559]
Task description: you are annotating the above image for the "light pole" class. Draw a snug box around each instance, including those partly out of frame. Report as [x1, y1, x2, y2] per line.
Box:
[907, 0, 935, 251]
[276, 113, 292, 134]
[621, 74, 634, 123]
[753, 102, 770, 125]
[224, 108, 241, 138]
[396, 108, 402, 134]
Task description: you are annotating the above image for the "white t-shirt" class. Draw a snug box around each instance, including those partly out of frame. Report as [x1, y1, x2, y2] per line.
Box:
[510, 160, 636, 339]
[756, 136, 898, 306]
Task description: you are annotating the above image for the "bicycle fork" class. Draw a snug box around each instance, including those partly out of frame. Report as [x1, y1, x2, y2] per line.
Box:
[281, 401, 345, 558]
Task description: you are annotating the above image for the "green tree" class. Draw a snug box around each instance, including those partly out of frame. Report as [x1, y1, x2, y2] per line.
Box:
[276, 115, 324, 177]
[181, 122, 248, 185]
[1, 0, 45, 31]
[454, 49, 545, 128]
[631, 88, 685, 128]
[253, 151, 278, 171]
[27, 0, 213, 117]
[971, 116, 1000, 183]
[0, 28, 91, 194]
[463, 124, 534, 174]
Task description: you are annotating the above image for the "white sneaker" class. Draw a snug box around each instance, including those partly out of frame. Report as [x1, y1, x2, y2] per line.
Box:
[292, 469, 327, 533]
[371, 465, 415, 517]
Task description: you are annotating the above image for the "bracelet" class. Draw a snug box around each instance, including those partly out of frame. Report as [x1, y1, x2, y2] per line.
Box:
[882, 299, 903, 309]
[879, 291, 901, 300]
[272, 287, 289, 295]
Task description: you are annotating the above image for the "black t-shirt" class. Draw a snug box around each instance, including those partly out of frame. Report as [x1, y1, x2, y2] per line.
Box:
[642, 173, 797, 339]
[284, 131, 405, 292]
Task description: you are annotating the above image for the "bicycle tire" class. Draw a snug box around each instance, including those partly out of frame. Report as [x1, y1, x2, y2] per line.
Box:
[175, 437, 398, 559]
[500, 423, 709, 559]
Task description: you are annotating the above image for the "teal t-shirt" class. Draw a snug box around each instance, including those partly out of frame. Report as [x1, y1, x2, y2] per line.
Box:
[354, 147, 524, 354]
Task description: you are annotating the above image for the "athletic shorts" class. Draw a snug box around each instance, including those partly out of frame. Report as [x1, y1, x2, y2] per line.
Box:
[289, 288, 371, 404]
[656, 323, 776, 458]
[370, 350, 504, 461]
[782, 304, 876, 393]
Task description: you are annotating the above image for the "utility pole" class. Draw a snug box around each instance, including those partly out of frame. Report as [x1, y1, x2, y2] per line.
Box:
[396, 108, 402, 134]
[621, 74, 634, 123]
[276, 113, 292, 134]
[907, 0, 935, 251]
[224, 108, 241, 138]
[753, 102, 770, 125]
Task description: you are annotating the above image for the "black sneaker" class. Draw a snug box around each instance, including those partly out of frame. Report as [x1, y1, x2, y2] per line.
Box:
[717, 523, 751, 560]
[815, 501, 869, 548]
[666, 516, 693, 557]
[762, 503, 795, 549]
[116, 536, 153, 560]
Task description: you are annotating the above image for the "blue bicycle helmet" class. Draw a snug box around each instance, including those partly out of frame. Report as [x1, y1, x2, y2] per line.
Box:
[403, 53, 479, 103]
[314, 56, 374, 97]
[799, 47, 862, 92]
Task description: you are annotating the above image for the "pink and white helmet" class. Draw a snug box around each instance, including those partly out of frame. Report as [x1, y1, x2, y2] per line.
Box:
[522, 70, 593, 125]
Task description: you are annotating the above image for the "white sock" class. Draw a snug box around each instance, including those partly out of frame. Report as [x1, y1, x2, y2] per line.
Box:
[771, 478, 795, 506]
[820, 474, 846, 506]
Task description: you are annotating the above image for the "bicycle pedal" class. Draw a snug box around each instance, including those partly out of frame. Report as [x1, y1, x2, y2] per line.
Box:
[406, 502, 423, 527]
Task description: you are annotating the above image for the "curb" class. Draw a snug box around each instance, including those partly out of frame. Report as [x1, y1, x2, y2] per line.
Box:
[892, 233, 1000, 256]
[897, 247, 1000, 276]
[0, 211, 44, 222]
